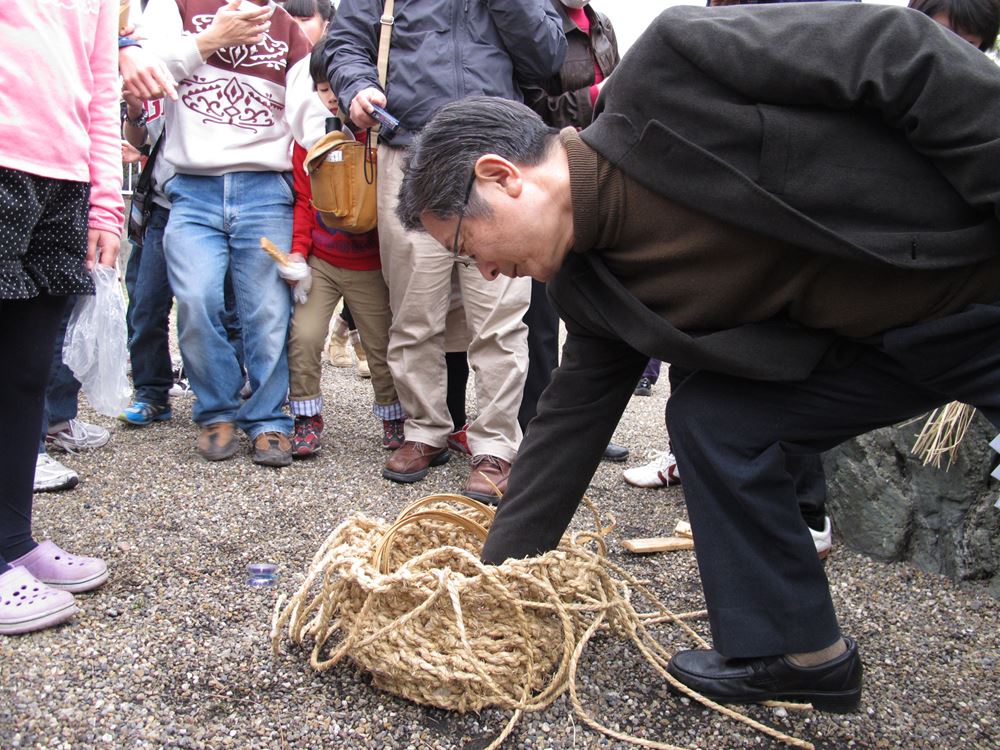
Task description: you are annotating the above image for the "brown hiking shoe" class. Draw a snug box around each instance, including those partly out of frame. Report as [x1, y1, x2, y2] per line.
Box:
[252, 431, 293, 467]
[382, 440, 450, 483]
[196, 422, 239, 462]
[462, 455, 511, 504]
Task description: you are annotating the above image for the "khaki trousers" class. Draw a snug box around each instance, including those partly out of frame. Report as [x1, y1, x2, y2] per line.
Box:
[287, 255, 397, 408]
[378, 144, 530, 460]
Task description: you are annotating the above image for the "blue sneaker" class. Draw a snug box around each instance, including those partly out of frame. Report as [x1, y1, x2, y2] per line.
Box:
[118, 401, 172, 426]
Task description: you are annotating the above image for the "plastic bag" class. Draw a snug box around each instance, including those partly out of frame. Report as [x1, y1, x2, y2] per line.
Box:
[63, 264, 132, 416]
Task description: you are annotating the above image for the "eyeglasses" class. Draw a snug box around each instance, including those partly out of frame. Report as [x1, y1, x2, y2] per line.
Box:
[451, 171, 477, 268]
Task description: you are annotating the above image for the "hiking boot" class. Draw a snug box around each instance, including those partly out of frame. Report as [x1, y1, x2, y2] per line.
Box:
[462, 454, 511, 504]
[447, 422, 471, 455]
[46, 419, 110, 452]
[291, 414, 324, 457]
[382, 418, 405, 450]
[10, 540, 108, 593]
[0, 566, 78, 636]
[33, 453, 79, 492]
[196, 422, 239, 462]
[118, 401, 172, 426]
[383, 440, 450, 483]
[252, 431, 293, 467]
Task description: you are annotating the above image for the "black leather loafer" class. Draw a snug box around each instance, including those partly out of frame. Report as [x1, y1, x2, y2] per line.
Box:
[602, 442, 630, 462]
[667, 636, 863, 712]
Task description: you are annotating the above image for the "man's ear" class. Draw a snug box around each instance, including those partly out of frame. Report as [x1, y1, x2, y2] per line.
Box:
[473, 154, 523, 197]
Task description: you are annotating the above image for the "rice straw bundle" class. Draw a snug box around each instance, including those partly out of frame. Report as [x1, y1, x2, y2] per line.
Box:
[271, 494, 816, 750]
[911, 402, 978, 469]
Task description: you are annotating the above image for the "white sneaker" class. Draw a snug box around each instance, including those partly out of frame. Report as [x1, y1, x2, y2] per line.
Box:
[33, 454, 79, 492]
[810, 516, 833, 560]
[45, 418, 110, 452]
[169, 366, 193, 398]
[623, 450, 681, 488]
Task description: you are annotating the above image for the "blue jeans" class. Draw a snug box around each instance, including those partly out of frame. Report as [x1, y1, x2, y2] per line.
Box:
[126, 204, 246, 407]
[163, 172, 293, 437]
[126, 204, 174, 406]
[39, 296, 81, 452]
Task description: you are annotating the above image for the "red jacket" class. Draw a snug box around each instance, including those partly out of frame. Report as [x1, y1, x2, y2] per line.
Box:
[292, 141, 380, 271]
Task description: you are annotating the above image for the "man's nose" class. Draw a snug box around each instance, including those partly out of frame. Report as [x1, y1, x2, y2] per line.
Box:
[477, 262, 500, 281]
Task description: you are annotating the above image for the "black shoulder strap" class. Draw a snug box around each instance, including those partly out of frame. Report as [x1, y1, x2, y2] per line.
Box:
[134, 129, 164, 194]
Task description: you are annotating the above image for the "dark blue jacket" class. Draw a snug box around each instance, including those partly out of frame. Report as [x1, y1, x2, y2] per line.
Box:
[326, 0, 567, 147]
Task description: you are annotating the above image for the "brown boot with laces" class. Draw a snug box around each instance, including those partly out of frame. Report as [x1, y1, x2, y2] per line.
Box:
[462, 454, 511, 504]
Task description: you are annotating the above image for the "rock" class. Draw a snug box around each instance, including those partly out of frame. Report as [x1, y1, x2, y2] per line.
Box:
[824, 411, 999, 594]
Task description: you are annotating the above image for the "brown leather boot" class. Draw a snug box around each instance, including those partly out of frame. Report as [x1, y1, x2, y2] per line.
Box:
[196, 422, 239, 461]
[382, 440, 450, 483]
[462, 455, 511, 504]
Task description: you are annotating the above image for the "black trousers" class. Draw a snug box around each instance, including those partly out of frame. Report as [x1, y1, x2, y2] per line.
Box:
[0, 294, 70, 568]
[518, 279, 560, 430]
[669, 365, 829, 529]
[667, 301, 1000, 658]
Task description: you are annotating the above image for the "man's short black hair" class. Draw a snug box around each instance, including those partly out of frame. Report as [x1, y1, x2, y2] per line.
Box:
[909, 0, 1000, 51]
[397, 97, 559, 232]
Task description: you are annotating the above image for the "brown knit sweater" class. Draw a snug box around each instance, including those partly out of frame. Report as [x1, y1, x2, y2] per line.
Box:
[562, 129, 1000, 338]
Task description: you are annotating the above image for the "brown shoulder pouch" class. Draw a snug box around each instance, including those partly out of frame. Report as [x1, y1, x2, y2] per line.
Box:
[304, 131, 378, 234]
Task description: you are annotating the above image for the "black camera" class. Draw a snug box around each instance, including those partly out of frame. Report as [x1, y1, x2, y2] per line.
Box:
[369, 104, 400, 141]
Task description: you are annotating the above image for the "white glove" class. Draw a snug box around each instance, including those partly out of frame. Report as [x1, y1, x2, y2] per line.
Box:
[277, 256, 312, 305]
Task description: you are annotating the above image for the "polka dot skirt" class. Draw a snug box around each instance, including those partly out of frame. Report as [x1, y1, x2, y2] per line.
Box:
[0, 167, 94, 300]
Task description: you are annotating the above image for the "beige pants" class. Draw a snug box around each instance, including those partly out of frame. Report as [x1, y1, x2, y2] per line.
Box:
[378, 144, 530, 460]
[287, 255, 397, 409]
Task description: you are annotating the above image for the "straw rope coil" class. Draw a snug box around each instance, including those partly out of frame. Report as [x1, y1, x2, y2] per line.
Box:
[271, 494, 815, 750]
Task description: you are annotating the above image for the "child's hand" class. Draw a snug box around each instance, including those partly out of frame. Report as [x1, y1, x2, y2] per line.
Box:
[122, 140, 144, 165]
[277, 253, 312, 304]
[283, 252, 308, 286]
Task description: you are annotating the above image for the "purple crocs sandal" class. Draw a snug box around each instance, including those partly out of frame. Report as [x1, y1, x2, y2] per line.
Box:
[10, 540, 109, 593]
[0, 566, 79, 635]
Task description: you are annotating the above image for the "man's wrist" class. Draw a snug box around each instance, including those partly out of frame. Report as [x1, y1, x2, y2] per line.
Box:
[124, 108, 148, 128]
[195, 29, 220, 61]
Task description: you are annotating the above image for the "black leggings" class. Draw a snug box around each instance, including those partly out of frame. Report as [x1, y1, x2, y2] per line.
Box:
[0, 294, 69, 569]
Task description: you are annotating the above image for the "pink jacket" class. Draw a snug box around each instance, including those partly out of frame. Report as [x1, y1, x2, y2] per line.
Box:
[0, 0, 125, 234]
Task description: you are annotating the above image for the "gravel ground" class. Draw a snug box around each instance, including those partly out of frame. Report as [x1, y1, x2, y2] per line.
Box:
[2, 357, 998, 750]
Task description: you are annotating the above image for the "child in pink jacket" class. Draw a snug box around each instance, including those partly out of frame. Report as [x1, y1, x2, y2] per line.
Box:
[0, 0, 124, 635]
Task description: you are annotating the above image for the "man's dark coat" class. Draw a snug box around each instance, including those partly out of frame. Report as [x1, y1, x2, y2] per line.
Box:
[482, 4, 1000, 562]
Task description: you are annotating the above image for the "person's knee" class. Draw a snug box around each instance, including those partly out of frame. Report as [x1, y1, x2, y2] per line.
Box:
[666, 374, 742, 452]
[288, 315, 327, 352]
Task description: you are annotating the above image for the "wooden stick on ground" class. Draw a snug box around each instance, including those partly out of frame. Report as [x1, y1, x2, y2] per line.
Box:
[622, 521, 694, 554]
[621, 536, 694, 554]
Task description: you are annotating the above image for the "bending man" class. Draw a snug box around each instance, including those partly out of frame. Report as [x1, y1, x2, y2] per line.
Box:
[396, 4, 1000, 712]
